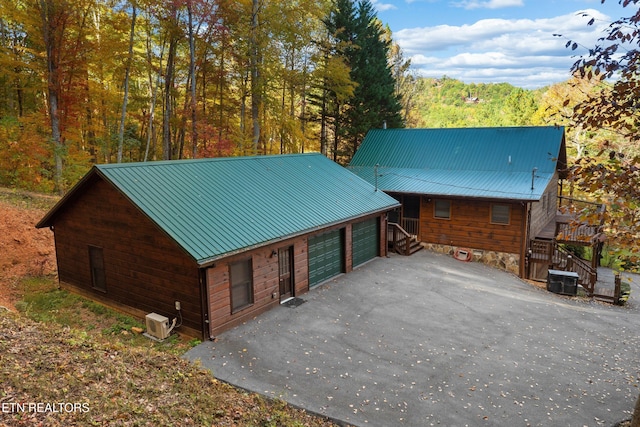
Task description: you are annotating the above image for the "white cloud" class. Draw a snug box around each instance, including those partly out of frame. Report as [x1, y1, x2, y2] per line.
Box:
[371, 0, 397, 12]
[394, 9, 612, 88]
[452, 0, 524, 10]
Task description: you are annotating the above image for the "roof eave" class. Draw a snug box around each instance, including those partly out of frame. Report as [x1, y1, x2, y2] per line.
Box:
[380, 189, 542, 202]
[196, 203, 400, 268]
[36, 167, 100, 229]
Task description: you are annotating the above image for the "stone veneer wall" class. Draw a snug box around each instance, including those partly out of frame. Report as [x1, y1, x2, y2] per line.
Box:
[421, 243, 520, 275]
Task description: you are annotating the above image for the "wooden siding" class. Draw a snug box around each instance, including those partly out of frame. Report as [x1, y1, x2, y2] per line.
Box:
[206, 213, 387, 337]
[345, 224, 353, 273]
[420, 197, 526, 255]
[379, 215, 388, 259]
[529, 173, 559, 239]
[52, 178, 203, 337]
[207, 236, 309, 336]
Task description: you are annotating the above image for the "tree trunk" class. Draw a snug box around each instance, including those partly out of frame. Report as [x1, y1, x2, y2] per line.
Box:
[631, 392, 640, 427]
[39, 0, 64, 194]
[250, 0, 260, 153]
[216, 42, 226, 152]
[187, 0, 197, 158]
[163, 34, 177, 160]
[143, 12, 164, 162]
[117, 5, 136, 163]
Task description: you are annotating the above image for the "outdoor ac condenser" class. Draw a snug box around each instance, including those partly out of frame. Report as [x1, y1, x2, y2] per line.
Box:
[547, 269, 579, 296]
[145, 312, 171, 340]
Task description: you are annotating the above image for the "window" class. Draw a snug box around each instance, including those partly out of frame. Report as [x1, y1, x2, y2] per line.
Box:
[434, 200, 451, 219]
[491, 204, 511, 225]
[230, 259, 253, 312]
[88, 246, 106, 292]
[547, 193, 555, 216]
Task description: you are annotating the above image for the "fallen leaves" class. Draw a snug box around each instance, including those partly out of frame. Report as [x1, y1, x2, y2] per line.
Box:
[0, 311, 340, 427]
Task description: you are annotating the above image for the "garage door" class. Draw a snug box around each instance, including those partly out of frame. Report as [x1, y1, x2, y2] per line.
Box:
[308, 229, 344, 288]
[352, 218, 379, 267]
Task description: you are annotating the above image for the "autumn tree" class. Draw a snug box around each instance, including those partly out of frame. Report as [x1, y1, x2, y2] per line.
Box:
[502, 88, 538, 126]
[117, 2, 137, 163]
[344, 0, 403, 155]
[307, 32, 355, 158]
[385, 25, 418, 127]
[561, 0, 640, 273]
[0, 0, 408, 190]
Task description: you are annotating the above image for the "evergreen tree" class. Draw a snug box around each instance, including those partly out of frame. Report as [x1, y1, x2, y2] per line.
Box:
[324, 0, 404, 162]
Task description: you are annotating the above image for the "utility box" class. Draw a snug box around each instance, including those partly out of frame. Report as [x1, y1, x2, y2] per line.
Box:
[145, 312, 171, 340]
[547, 269, 579, 296]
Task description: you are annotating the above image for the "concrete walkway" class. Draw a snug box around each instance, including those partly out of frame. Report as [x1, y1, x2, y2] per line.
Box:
[184, 251, 640, 426]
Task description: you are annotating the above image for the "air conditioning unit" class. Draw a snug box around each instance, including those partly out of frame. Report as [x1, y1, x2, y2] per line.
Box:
[547, 269, 579, 296]
[145, 313, 172, 340]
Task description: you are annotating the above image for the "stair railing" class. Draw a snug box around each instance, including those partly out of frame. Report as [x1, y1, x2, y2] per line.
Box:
[388, 222, 412, 256]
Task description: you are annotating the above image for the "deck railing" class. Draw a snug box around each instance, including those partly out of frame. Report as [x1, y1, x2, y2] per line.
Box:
[400, 217, 419, 237]
[554, 244, 597, 294]
[555, 196, 606, 244]
[529, 238, 597, 292]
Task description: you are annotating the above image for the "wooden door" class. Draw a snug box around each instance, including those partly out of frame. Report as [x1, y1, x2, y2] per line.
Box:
[278, 246, 294, 300]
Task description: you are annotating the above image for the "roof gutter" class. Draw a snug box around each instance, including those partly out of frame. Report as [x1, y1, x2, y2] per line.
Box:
[196, 204, 400, 268]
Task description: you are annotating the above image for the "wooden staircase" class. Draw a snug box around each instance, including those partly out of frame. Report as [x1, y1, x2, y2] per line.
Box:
[388, 222, 423, 256]
[529, 239, 621, 304]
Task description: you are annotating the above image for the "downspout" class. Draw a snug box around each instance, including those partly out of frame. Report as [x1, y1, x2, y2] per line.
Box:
[523, 202, 532, 279]
[198, 269, 211, 341]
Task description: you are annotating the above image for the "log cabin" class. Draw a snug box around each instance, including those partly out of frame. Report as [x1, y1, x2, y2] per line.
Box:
[37, 154, 400, 339]
[348, 126, 570, 279]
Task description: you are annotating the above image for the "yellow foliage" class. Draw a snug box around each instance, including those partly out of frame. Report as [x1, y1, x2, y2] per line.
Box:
[0, 114, 54, 192]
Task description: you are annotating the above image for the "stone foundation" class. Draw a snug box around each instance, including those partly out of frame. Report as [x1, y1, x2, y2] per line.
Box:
[421, 243, 520, 275]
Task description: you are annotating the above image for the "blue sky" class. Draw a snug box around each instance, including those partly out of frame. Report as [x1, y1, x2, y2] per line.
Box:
[372, 0, 632, 88]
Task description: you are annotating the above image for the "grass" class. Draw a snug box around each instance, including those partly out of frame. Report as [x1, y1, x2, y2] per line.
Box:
[620, 281, 632, 305]
[0, 187, 337, 425]
[14, 275, 197, 356]
[4, 276, 340, 426]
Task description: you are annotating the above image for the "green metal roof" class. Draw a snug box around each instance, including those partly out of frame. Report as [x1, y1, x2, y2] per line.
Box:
[348, 126, 567, 201]
[38, 154, 399, 266]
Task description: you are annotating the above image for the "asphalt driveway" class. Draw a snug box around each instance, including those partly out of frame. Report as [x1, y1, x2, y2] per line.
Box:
[184, 250, 640, 426]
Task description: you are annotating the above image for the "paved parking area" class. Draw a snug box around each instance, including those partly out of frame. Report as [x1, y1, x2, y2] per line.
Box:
[185, 251, 640, 426]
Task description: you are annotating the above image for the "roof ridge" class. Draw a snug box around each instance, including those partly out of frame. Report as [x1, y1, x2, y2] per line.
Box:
[368, 125, 563, 132]
[96, 152, 321, 169]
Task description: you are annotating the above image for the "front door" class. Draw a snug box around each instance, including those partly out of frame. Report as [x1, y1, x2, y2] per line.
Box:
[278, 246, 294, 301]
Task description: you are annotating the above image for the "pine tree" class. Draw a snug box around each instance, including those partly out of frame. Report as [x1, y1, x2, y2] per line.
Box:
[324, 0, 404, 162]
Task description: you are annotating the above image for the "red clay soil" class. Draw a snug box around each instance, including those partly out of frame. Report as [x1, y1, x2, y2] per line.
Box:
[0, 199, 57, 311]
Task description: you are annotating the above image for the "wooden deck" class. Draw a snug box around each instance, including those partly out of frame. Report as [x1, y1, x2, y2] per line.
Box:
[530, 198, 617, 302]
[592, 268, 621, 303]
[535, 213, 603, 244]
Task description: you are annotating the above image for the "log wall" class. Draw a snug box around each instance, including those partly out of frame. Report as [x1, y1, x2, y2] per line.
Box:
[52, 178, 203, 337]
[420, 197, 526, 255]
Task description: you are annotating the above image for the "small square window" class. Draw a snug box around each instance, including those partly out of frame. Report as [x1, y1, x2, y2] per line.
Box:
[491, 204, 511, 225]
[434, 200, 451, 219]
[230, 259, 254, 313]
